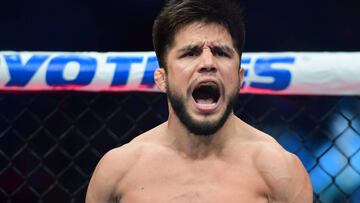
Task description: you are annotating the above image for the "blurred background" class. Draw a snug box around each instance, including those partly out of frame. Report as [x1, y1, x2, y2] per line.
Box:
[0, 0, 360, 202]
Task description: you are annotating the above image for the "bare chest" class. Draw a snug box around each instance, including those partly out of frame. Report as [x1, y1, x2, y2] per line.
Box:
[117, 155, 269, 203]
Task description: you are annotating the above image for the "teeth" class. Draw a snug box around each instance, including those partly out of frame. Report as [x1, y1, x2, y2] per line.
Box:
[198, 82, 217, 89]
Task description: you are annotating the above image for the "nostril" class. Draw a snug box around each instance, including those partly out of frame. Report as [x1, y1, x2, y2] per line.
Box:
[210, 67, 217, 72]
[199, 66, 217, 73]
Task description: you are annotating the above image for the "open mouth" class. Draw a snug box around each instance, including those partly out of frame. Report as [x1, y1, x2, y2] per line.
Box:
[192, 81, 220, 105]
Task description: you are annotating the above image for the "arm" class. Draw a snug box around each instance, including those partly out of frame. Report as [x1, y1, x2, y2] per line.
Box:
[256, 146, 313, 203]
[86, 149, 121, 203]
[86, 146, 136, 203]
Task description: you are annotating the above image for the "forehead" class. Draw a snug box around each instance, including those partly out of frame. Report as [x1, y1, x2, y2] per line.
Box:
[172, 22, 234, 48]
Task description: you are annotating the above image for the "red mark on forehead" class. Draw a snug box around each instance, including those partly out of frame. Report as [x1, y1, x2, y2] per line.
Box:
[200, 41, 218, 50]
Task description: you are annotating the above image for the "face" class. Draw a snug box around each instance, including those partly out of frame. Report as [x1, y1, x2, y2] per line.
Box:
[161, 22, 243, 136]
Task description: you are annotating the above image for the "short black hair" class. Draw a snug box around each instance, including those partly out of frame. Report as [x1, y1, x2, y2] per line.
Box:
[152, 0, 245, 70]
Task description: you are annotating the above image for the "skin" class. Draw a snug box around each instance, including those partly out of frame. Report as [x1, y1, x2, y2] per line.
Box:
[86, 22, 313, 203]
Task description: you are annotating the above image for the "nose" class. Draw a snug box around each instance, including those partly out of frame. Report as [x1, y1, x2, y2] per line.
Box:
[198, 48, 217, 73]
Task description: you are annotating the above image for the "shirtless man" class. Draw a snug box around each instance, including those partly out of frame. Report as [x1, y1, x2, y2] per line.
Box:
[86, 0, 313, 202]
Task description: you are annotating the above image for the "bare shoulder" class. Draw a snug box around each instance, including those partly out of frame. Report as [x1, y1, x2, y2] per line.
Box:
[85, 141, 143, 203]
[86, 123, 167, 203]
[253, 134, 313, 203]
[235, 120, 313, 202]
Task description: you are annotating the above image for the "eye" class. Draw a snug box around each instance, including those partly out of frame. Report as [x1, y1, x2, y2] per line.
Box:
[212, 47, 231, 58]
[180, 48, 201, 58]
[184, 51, 196, 57]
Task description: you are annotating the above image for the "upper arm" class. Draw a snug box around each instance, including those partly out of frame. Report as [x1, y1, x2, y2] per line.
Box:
[290, 155, 313, 203]
[256, 146, 313, 203]
[86, 146, 135, 203]
[281, 154, 313, 203]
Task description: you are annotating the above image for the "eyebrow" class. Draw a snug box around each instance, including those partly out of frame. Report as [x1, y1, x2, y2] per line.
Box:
[177, 43, 204, 54]
[212, 45, 235, 55]
[177, 43, 235, 55]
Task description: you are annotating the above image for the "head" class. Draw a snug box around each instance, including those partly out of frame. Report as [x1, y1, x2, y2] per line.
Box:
[153, 0, 245, 70]
[153, 0, 245, 136]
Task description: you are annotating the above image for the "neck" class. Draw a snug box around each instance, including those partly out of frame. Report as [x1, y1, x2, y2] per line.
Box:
[166, 113, 237, 159]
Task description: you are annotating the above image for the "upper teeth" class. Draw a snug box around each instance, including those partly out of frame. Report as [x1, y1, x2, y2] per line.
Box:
[199, 82, 217, 89]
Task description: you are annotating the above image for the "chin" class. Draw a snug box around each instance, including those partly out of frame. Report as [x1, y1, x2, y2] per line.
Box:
[170, 95, 233, 136]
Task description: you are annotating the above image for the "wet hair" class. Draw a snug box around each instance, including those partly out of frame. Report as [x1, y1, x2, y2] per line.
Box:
[152, 0, 245, 70]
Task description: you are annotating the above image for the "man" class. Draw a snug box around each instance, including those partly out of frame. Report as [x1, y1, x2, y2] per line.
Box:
[86, 0, 313, 202]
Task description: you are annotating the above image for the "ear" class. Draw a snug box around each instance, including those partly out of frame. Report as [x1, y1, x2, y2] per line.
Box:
[154, 67, 167, 93]
[239, 67, 245, 86]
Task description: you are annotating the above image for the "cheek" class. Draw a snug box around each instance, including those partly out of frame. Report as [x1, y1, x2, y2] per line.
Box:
[223, 65, 239, 81]
[166, 72, 188, 93]
[169, 66, 193, 84]
[222, 68, 240, 91]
